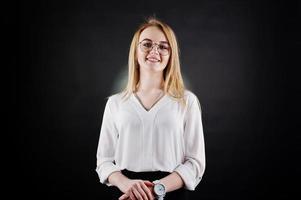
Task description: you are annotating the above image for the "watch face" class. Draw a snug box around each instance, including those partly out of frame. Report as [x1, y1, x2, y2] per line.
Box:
[154, 184, 165, 196]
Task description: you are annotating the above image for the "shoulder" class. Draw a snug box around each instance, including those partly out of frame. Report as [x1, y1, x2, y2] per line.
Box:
[105, 91, 128, 108]
[183, 89, 203, 114]
[184, 89, 199, 105]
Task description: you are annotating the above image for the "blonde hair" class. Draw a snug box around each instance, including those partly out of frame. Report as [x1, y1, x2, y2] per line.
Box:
[121, 17, 186, 106]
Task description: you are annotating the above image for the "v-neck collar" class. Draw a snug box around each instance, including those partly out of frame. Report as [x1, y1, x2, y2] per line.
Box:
[131, 92, 168, 114]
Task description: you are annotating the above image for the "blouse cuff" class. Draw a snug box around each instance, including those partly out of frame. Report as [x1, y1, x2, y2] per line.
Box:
[96, 162, 120, 187]
[174, 164, 198, 191]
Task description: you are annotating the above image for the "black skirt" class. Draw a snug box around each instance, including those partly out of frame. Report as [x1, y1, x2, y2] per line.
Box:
[108, 169, 190, 200]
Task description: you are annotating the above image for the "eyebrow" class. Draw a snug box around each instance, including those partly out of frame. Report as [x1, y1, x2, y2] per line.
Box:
[141, 38, 169, 44]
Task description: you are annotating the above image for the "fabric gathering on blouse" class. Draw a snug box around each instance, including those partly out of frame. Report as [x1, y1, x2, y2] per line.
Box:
[95, 90, 206, 191]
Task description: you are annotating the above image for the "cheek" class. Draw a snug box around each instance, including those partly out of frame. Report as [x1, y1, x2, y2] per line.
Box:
[136, 55, 143, 66]
[137, 51, 146, 62]
[162, 56, 170, 65]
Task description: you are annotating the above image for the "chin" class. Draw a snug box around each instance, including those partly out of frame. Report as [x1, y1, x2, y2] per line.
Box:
[143, 64, 165, 72]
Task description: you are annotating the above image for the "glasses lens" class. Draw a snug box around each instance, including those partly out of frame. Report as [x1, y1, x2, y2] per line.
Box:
[140, 41, 152, 52]
[158, 44, 170, 56]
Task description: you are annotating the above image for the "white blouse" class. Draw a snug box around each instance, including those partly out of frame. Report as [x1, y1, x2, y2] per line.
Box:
[96, 90, 206, 190]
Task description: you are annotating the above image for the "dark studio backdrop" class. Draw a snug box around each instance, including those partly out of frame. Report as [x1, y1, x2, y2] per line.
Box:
[16, 0, 300, 199]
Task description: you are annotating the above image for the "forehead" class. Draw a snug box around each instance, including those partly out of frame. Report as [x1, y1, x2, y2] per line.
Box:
[139, 26, 168, 42]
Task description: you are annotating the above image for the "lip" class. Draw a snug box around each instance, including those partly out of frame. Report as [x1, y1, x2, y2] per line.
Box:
[146, 56, 161, 62]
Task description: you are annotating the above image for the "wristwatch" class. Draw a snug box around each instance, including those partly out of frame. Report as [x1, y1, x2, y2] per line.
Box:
[152, 180, 166, 200]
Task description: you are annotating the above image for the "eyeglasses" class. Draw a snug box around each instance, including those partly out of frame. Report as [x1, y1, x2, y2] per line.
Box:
[138, 40, 170, 56]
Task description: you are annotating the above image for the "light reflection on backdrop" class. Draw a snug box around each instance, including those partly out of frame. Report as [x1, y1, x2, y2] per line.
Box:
[111, 67, 192, 94]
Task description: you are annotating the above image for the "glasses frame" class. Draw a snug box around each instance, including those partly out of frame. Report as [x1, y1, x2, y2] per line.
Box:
[138, 40, 170, 56]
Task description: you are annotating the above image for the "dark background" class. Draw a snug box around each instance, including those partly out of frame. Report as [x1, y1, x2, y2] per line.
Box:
[16, 0, 300, 199]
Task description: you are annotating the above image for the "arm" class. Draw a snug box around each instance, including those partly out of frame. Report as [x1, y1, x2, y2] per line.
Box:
[159, 171, 184, 192]
[108, 171, 130, 192]
[95, 97, 120, 186]
[173, 94, 206, 191]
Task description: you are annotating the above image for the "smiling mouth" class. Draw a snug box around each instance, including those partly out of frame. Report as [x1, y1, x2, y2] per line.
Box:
[146, 57, 160, 62]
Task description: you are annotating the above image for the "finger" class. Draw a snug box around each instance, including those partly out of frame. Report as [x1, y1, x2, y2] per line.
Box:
[135, 183, 148, 200]
[140, 182, 153, 200]
[143, 180, 154, 187]
[132, 187, 143, 200]
[129, 189, 137, 200]
[119, 193, 128, 200]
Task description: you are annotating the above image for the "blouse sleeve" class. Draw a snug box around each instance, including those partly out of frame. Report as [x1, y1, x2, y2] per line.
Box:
[174, 94, 206, 190]
[95, 97, 120, 186]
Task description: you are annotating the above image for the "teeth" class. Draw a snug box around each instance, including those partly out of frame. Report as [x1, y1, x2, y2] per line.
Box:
[147, 58, 159, 62]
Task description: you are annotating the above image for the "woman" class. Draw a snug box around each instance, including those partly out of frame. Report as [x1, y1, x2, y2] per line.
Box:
[96, 17, 206, 200]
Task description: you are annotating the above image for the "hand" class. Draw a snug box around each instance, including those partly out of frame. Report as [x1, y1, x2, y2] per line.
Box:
[118, 179, 155, 200]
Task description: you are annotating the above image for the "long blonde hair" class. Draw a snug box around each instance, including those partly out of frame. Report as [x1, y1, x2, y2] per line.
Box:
[122, 17, 186, 106]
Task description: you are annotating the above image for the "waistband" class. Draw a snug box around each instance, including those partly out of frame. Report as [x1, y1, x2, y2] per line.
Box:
[121, 169, 171, 181]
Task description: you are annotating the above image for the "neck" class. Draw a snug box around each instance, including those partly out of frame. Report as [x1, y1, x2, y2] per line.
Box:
[138, 70, 164, 93]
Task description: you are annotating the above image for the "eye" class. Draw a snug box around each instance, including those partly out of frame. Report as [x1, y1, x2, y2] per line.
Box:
[142, 41, 152, 48]
[159, 44, 169, 50]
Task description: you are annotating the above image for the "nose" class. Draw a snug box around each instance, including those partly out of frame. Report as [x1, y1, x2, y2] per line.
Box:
[149, 44, 159, 55]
